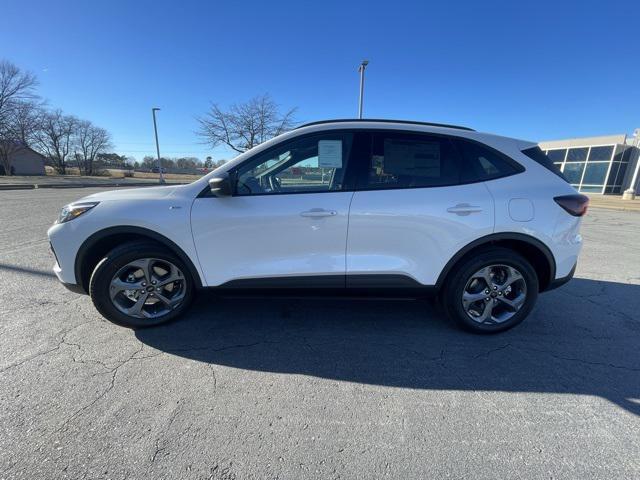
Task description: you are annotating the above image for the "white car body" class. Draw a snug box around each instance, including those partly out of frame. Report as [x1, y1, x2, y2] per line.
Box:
[48, 120, 583, 301]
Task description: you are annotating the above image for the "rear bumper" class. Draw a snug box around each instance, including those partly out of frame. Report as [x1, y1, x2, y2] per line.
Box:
[545, 262, 576, 292]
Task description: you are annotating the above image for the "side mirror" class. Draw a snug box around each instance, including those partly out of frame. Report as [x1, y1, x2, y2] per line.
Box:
[208, 173, 233, 197]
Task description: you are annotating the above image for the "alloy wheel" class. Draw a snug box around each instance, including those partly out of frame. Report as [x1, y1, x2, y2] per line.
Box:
[109, 258, 186, 319]
[461, 264, 527, 324]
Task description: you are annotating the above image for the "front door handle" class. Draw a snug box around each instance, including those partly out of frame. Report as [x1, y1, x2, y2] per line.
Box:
[447, 203, 483, 216]
[300, 208, 338, 218]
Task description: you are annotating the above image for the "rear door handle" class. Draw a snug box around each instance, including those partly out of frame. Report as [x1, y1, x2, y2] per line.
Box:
[447, 203, 483, 216]
[300, 208, 338, 218]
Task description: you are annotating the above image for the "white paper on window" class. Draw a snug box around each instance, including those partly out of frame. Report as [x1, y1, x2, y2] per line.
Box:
[318, 140, 343, 168]
[384, 139, 440, 177]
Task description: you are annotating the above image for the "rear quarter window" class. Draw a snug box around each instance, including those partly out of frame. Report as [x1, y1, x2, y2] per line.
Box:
[455, 139, 524, 183]
[521, 146, 568, 182]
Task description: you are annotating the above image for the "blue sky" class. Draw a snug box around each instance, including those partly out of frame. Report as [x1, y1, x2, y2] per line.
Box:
[1, 0, 637, 161]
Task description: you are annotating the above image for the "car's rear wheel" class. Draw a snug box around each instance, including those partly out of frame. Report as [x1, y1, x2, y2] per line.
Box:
[89, 241, 194, 328]
[441, 248, 538, 333]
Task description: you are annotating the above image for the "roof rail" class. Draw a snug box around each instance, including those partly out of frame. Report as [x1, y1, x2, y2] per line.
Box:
[295, 118, 475, 132]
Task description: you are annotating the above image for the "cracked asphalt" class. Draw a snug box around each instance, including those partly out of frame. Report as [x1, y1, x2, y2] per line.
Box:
[1, 188, 639, 479]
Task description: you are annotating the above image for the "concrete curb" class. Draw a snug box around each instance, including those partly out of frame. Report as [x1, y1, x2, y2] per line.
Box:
[0, 182, 187, 191]
[589, 205, 640, 213]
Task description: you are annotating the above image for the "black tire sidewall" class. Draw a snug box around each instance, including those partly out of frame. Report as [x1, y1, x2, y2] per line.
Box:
[443, 248, 539, 333]
[89, 242, 194, 328]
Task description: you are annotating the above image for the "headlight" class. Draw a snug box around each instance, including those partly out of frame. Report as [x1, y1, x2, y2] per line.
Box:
[57, 202, 99, 224]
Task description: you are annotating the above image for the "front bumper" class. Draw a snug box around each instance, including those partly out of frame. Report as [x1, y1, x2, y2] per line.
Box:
[51, 245, 87, 294]
[48, 223, 83, 288]
[60, 280, 86, 294]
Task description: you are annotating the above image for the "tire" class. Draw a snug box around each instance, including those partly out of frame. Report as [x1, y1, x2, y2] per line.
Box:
[441, 247, 539, 334]
[89, 241, 195, 328]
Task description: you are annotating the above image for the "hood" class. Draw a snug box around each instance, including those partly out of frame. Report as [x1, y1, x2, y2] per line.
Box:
[75, 185, 181, 203]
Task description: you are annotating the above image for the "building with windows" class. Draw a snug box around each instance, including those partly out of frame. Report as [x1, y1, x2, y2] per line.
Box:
[539, 132, 639, 195]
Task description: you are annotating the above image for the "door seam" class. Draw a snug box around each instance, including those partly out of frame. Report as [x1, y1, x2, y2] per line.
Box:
[482, 181, 497, 233]
[343, 191, 356, 288]
[188, 197, 209, 287]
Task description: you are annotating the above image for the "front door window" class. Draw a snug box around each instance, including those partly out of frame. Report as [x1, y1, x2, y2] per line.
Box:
[235, 133, 353, 195]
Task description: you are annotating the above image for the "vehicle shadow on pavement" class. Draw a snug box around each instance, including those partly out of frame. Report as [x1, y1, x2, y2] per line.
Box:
[135, 278, 640, 415]
[0, 262, 57, 279]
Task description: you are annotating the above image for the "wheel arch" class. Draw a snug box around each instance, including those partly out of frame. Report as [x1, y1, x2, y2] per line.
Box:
[74, 226, 204, 294]
[435, 233, 556, 292]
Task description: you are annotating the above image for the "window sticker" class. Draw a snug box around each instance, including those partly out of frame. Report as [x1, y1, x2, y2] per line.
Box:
[318, 140, 343, 168]
[384, 139, 440, 177]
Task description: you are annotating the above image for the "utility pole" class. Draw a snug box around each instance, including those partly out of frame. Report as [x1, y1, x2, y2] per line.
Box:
[152, 107, 165, 184]
[358, 60, 369, 119]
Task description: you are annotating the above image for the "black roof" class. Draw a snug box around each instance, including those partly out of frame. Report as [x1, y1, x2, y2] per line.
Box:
[296, 118, 475, 132]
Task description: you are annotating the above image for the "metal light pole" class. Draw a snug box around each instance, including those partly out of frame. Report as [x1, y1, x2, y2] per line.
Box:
[358, 60, 369, 119]
[623, 128, 640, 200]
[151, 107, 165, 184]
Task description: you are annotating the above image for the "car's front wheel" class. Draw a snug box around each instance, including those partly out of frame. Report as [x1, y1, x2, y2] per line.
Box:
[442, 248, 539, 333]
[89, 241, 194, 328]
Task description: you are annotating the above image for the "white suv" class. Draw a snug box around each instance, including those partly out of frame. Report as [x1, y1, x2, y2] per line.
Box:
[48, 120, 588, 333]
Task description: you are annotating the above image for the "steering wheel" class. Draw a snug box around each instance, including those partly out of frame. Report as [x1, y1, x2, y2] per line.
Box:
[269, 176, 282, 192]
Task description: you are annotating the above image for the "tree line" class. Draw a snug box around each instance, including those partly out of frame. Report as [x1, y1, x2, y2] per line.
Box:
[0, 60, 113, 175]
[136, 155, 226, 171]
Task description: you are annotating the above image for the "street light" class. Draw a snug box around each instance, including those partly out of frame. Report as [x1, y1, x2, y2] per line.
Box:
[151, 107, 165, 184]
[358, 60, 369, 119]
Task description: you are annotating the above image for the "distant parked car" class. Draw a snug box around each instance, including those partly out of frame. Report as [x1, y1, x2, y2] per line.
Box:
[151, 167, 166, 174]
[48, 119, 587, 333]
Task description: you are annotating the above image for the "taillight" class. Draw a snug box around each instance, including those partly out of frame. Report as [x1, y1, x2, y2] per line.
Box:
[554, 194, 589, 217]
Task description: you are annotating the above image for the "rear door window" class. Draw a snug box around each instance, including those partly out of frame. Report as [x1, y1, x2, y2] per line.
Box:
[357, 132, 463, 189]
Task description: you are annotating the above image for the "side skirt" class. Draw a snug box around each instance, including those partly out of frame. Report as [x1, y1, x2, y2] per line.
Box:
[201, 274, 438, 299]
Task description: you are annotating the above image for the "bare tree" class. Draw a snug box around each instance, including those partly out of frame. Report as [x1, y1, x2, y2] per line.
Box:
[197, 94, 296, 153]
[0, 60, 38, 122]
[0, 61, 39, 175]
[0, 101, 43, 175]
[33, 110, 78, 174]
[74, 120, 113, 175]
[10, 101, 42, 144]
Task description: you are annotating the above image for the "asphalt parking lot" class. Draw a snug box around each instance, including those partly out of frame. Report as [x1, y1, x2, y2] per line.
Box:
[1, 188, 639, 479]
